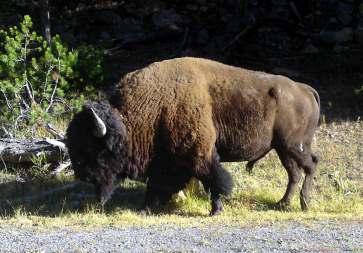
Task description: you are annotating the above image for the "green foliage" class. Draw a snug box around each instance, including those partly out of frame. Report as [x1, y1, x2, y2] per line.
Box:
[0, 15, 104, 136]
[28, 153, 52, 180]
[355, 85, 363, 96]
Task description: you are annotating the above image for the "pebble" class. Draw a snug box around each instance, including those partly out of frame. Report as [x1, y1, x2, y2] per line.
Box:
[0, 221, 362, 252]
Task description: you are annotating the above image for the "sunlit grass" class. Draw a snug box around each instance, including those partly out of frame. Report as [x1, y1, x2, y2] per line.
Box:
[0, 121, 362, 229]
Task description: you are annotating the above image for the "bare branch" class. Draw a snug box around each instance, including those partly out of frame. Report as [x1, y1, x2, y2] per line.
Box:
[0, 153, 8, 171]
[1, 127, 13, 138]
[45, 123, 65, 139]
[223, 25, 253, 52]
[42, 64, 55, 100]
[46, 58, 60, 112]
[51, 160, 71, 176]
[23, 34, 35, 104]
[0, 90, 12, 111]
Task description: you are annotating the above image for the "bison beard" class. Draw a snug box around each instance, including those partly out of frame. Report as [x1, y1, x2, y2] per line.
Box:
[66, 57, 320, 215]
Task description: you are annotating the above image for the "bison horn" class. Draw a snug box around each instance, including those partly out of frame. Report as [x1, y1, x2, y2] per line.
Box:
[90, 108, 107, 137]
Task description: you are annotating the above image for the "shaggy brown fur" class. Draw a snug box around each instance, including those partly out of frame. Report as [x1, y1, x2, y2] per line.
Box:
[67, 57, 320, 215]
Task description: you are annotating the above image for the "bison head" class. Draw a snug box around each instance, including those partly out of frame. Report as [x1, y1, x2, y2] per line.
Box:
[66, 101, 128, 205]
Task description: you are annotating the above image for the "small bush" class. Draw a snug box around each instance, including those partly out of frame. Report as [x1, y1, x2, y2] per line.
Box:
[0, 15, 104, 136]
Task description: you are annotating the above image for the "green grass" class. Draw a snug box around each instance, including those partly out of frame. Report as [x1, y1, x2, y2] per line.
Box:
[0, 121, 362, 229]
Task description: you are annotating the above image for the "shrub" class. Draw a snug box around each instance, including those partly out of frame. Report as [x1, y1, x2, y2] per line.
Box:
[0, 15, 104, 136]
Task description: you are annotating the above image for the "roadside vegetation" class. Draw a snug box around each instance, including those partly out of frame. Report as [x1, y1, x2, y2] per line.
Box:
[0, 120, 362, 229]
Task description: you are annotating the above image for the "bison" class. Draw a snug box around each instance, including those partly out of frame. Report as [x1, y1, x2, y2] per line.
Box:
[66, 57, 320, 215]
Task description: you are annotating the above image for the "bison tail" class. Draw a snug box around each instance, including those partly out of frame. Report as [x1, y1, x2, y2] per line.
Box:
[309, 87, 321, 126]
[310, 87, 320, 110]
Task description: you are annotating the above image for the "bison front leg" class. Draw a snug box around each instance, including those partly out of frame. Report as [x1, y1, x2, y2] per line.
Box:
[95, 174, 116, 206]
[144, 181, 173, 212]
[144, 167, 192, 213]
[200, 155, 233, 216]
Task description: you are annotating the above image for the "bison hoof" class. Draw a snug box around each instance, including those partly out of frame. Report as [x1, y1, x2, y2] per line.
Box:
[209, 208, 222, 216]
[300, 196, 309, 211]
[140, 206, 153, 216]
[210, 200, 223, 216]
[246, 166, 253, 174]
[275, 201, 291, 211]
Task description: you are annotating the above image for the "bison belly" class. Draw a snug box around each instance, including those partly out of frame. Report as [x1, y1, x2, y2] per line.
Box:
[216, 125, 274, 162]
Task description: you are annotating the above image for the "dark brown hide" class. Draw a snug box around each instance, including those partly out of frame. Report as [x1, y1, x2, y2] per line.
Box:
[67, 57, 320, 214]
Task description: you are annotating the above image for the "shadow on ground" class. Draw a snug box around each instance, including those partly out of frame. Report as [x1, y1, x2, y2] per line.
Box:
[0, 178, 148, 217]
[0, 176, 288, 218]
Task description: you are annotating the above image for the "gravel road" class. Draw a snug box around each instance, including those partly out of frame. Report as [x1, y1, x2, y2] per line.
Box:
[0, 220, 362, 252]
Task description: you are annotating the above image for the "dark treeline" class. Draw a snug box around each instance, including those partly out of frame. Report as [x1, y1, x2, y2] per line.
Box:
[1, 0, 362, 120]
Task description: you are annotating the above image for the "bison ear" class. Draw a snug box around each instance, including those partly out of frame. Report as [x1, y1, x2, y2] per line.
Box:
[89, 107, 107, 138]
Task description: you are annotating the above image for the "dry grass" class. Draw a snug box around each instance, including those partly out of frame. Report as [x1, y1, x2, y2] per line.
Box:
[0, 120, 362, 229]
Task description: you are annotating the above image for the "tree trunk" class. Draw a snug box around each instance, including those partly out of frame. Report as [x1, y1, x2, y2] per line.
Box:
[40, 0, 51, 45]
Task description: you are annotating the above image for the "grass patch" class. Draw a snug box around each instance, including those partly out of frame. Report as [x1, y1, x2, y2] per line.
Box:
[0, 121, 362, 229]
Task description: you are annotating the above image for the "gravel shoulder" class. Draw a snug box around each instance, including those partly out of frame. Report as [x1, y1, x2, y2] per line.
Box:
[1, 220, 362, 252]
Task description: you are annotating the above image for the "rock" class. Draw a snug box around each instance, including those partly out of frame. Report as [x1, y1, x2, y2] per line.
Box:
[336, 1, 354, 25]
[196, 29, 209, 45]
[195, 0, 207, 5]
[115, 18, 143, 34]
[319, 18, 353, 44]
[152, 9, 184, 29]
[100, 32, 111, 40]
[333, 45, 349, 53]
[256, 27, 290, 51]
[93, 10, 123, 26]
[200, 6, 209, 12]
[355, 18, 363, 44]
[320, 27, 353, 44]
[302, 42, 319, 54]
[186, 4, 199, 12]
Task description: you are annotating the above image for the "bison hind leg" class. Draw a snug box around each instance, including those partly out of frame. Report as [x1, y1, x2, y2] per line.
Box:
[275, 148, 303, 210]
[276, 142, 318, 211]
[286, 144, 318, 211]
[298, 151, 319, 211]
